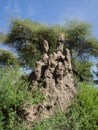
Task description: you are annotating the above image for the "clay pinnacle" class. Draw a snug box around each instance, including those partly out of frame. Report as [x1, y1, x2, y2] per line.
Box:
[58, 33, 65, 43]
[42, 40, 49, 53]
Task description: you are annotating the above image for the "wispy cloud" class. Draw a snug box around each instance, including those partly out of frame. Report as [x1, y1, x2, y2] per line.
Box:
[55, 0, 98, 25]
[4, 0, 21, 15]
[4, 0, 11, 12]
[25, 2, 41, 18]
[4, 0, 40, 18]
[26, 5, 35, 17]
[13, 2, 21, 14]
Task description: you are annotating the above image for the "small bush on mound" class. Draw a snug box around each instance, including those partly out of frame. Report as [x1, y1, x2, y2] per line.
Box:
[0, 66, 44, 130]
[32, 111, 67, 130]
[33, 82, 98, 130]
[65, 82, 98, 130]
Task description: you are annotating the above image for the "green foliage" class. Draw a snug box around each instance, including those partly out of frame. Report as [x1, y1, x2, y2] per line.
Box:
[33, 82, 98, 130]
[5, 18, 98, 80]
[6, 18, 66, 67]
[64, 19, 98, 80]
[0, 66, 44, 129]
[6, 18, 46, 67]
[65, 82, 98, 130]
[0, 66, 29, 129]
[65, 19, 98, 59]
[0, 67, 28, 107]
[0, 48, 19, 66]
[86, 37, 98, 57]
[12, 18, 98, 60]
[73, 59, 93, 81]
[31, 87, 45, 104]
[33, 111, 67, 130]
[1, 18, 98, 129]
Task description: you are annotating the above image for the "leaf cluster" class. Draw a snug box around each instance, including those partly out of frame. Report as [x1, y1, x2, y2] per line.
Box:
[0, 48, 19, 66]
[0, 66, 44, 129]
[6, 18, 66, 67]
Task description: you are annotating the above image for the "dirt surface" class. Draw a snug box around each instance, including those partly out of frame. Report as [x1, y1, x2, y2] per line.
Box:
[25, 34, 76, 122]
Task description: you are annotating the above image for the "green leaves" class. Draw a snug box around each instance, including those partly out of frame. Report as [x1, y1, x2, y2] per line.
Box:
[0, 48, 19, 66]
[73, 59, 93, 81]
[0, 67, 26, 107]
[65, 19, 98, 59]
[33, 82, 98, 130]
[6, 18, 67, 67]
[6, 18, 98, 62]
[67, 82, 98, 130]
[0, 66, 45, 129]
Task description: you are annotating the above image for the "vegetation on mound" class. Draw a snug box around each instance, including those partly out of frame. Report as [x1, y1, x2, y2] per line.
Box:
[33, 82, 98, 130]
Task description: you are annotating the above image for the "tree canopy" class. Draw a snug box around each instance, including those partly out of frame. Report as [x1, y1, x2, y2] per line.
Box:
[0, 48, 19, 66]
[65, 19, 98, 59]
[6, 18, 66, 67]
[4, 18, 98, 82]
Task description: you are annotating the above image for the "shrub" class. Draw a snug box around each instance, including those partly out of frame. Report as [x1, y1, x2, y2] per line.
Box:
[33, 82, 98, 130]
[65, 82, 98, 130]
[0, 66, 44, 129]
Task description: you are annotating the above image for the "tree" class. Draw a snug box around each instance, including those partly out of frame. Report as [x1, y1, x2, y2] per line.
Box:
[65, 19, 98, 59]
[64, 19, 98, 81]
[6, 18, 66, 67]
[0, 48, 20, 66]
[72, 59, 93, 81]
[5, 18, 98, 81]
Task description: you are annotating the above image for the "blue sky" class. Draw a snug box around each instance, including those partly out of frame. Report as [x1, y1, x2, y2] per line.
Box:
[0, 0, 98, 37]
